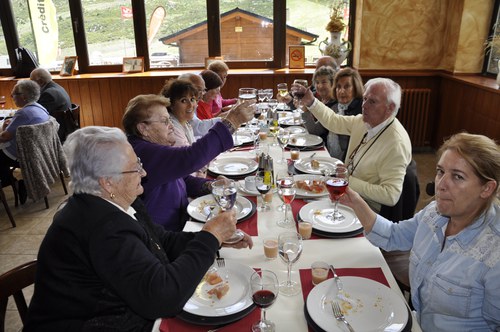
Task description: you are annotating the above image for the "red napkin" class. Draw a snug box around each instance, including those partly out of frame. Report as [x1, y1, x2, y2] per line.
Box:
[237, 196, 258, 236]
[299, 267, 389, 302]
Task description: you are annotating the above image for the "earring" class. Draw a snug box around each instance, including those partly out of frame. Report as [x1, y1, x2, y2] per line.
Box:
[110, 193, 116, 199]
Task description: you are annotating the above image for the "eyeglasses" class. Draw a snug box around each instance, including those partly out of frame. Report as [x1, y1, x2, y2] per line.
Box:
[142, 117, 171, 126]
[121, 157, 145, 175]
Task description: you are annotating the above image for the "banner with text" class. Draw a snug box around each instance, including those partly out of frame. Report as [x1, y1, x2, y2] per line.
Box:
[28, 0, 58, 66]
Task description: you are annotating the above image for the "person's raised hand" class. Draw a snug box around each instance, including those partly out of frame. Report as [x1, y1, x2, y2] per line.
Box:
[202, 210, 237, 245]
[291, 83, 315, 108]
[224, 100, 255, 127]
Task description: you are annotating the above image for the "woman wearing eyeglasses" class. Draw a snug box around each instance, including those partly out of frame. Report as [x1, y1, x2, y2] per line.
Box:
[25, 126, 251, 331]
[123, 94, 254, 231]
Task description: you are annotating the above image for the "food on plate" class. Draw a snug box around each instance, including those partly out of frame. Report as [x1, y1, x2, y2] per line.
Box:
[205, 270, 223, 285]
[296, 179, 326, 193]
[291, 137, 297, 144]
[310, 159, 320, 169]
[207, 283, 230, 300]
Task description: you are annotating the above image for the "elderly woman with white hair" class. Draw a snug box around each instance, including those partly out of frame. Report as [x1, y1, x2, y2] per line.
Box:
[0, 80, 49, 204]
[25, 126, 248, 331]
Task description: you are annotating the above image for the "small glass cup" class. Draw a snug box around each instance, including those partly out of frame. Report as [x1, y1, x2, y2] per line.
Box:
[311, 261, 329, 286]
[263, 237, 278, 260]
[298, 220, 312, 240]
[290, 148, 300, 161]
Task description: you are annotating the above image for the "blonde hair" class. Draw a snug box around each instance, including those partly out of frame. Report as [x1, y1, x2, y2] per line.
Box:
[207, 60, 229, 74]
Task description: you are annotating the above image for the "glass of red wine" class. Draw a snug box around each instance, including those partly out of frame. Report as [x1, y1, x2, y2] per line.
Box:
[324, 165, 349, 222]
[292, 79, 308, 110]
[250, 269, 279, 332]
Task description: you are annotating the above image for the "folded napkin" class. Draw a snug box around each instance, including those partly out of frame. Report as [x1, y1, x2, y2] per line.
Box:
[237, 196, 258, 236]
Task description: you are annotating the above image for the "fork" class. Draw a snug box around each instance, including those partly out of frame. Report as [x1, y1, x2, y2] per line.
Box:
[216, 257, 225, 268]
[332, 301, 355, 332]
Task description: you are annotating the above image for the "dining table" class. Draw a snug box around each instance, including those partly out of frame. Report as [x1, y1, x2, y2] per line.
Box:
[157, 129, 422, 332]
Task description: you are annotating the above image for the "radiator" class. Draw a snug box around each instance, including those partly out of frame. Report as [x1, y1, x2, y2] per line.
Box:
[398, 89, 431, 147]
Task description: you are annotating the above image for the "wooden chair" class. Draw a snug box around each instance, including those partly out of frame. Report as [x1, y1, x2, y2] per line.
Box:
[0, 260, 37, 332]
[15, 118, 69, 209]
[0, 181, 15, 227]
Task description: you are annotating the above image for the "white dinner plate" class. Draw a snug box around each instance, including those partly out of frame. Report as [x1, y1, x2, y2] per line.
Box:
[299, 200, 362, 233]
[287, 126, 307, 135]
[279, 116, 304, 126]
[233, 130, 254, 146]
[293, 174, 328, 198]
[294, 156, 341, 175]
[208, 157, 258, 176]
[183, 260, 255, 317]
[306, 277, 408, 332]
[187, 194, 253, 222]
[288, 134, 323, 147]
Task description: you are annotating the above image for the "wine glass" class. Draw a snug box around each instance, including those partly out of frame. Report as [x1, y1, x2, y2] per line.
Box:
[324, 165, 349, 222]
[250, 269, 279, 332]
[276, 129, 290, 164]
[257, 89, 267, 104]
[292, 79, 308, 110]
[0, 96, 6, 110]
[264, 88, 273, 101]
[255, 170, 272, 211]
[211, 179, 245, 243]
[278, 231, 303, 296]
[277, 83, 288, 108]
[276, 174, 296, 228]
[239, 88, 257, 103]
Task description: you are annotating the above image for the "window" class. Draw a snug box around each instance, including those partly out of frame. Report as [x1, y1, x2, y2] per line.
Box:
[483, 0, 500, 75]
[145, 0, 207, 68]
[0, 23, 9, 69]
[11, 0, 76, 71]
[82, 0, 135, 66]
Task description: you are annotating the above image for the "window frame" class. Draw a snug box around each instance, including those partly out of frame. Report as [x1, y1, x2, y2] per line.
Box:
[482, 0, 500, 76]
[0, 0, 355, 75]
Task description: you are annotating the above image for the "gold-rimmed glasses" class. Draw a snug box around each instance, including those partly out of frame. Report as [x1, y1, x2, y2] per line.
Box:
[121, 157, 145, 175]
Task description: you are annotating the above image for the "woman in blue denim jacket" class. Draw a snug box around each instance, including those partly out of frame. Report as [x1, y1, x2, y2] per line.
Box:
[341, 132, 499, 332]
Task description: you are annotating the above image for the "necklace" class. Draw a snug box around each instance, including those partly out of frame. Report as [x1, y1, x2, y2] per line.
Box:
[347, 120, 394, 175]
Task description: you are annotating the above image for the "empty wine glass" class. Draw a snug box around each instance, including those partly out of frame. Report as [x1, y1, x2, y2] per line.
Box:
[264, 88, 273, 101]
[255, 170, 272, 211]
[211, 179, 244, 243]
[250, 269, 279, 332]
[276, 174, 296, 228]
[292, 79, 308, 111]
[257, 89, 267, 104]
[324, 165, 349, 222]
[278, 231, 303, 296]
[276, 129, 290, 164]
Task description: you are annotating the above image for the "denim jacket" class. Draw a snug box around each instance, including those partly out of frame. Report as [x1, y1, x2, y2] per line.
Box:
[367, 201, 500, 332]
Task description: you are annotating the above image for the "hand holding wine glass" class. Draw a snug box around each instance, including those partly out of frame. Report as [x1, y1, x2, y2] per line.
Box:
[211, 179, 244, 243]
[324, 165, 349, 222]
[278, 231, 303, 296]
[292, 79, 308, 110]
[250, 270, 279, 332]
[0, 95, 6, 110]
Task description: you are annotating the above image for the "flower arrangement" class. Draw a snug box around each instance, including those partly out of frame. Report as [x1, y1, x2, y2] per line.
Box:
[484, 34, 500, 55]
[325, 0, 347, 33]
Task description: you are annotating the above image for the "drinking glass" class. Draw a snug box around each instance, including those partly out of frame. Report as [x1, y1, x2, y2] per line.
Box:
[257, 89, 267, 104]
[278, 231, 303, 296]
[239, 88, 257, 102]
[250, 270, 279, 332]
[324, 166, 349, 222]
[267, 98, 277, 111]
[292, 79, 308, 110]
[264, 88, 273, 101]
[276, 174, 296, 228]
[0, 96, 5, 110]
[277, 83, 288, 108]
[276, 129, 290, 164]
[211, 179, 244, 243]
[255, 170, 272, 211]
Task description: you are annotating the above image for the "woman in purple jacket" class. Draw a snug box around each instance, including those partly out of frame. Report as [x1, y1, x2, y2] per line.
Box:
[123, 94, 253, 231]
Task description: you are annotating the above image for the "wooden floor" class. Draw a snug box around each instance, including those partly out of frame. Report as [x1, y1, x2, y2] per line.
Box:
[0, 152, 436, 332]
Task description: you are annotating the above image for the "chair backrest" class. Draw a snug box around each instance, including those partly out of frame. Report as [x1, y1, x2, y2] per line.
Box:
[69, 103, 80, 129]
[16, 118, 69, 202]
[0, 260, 37, 332]
[379, 160, 420, 222]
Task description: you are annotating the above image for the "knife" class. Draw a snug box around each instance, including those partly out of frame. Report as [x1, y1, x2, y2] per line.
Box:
[330, 265, 344, 292]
